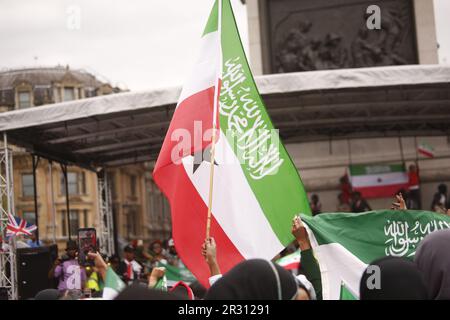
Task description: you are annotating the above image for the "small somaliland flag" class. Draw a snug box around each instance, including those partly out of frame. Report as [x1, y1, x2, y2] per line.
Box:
[418, 142, 435, 158]
[349, 163, 408, 198]
[302, 210, 450, 300]
[157, 261, 196, 286]
[153, 0, 310, 287]
[102, 267, 126, 300]
[276, 250, 301, 270]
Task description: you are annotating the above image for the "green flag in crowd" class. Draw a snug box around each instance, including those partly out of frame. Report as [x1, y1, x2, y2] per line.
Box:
[158, 261, 197, 286]
[102, 267, 126, 300]
[301, 210, 450, 300]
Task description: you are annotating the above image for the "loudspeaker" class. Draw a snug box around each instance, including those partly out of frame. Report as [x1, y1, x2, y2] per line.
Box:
[16, 246, 53, 300]
[0, 287, 8, 300]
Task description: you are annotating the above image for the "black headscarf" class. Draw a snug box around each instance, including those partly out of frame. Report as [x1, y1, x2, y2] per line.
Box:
[34, 288, 61, 300]
[360, 256, 428, 300]
[114, 283, 183, 300]
[205, 259, 298, 300]
[414, 229, 450, 300]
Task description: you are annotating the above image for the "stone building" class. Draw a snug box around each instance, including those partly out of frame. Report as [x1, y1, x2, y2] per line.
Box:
[244, 0, 450, 211]
[0, 66, 171, 253]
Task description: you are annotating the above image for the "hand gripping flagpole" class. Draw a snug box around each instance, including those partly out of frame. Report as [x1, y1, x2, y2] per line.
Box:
[206, 0, 223, 240]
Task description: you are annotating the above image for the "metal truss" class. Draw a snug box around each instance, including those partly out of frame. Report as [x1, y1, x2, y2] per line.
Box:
[0, 133, 17, 300]
[97, 169, 114, 257]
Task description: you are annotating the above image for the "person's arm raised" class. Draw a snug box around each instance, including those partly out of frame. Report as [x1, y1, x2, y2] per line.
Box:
[291, 215, 311, 251]
[148, 267, 165, 288]
[291, 215, 323, 300]
[202, 237, 221, 277]
[391, 193, 407, 210]
[87, 252, 108, 280]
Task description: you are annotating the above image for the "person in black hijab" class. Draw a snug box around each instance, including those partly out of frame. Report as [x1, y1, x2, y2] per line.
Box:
[34, 288, 61, 300]
[205, 259, 299, 300]
[360, 256, 428, 300]
[414, 229, 450, 300]
[114, 283, 182, 300]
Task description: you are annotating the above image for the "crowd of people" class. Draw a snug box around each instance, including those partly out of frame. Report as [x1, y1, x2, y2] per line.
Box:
[310, 164, 450, 217]
[5, 162, 449, 300]
[27, 190, 450, 300]
[26, 237, 195, 300]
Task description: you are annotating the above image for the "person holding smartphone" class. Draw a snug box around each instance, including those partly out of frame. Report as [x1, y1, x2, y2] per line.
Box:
[50, 240, 87, 295]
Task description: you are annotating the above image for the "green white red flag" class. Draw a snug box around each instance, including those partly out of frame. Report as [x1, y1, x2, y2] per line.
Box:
[276, 249, 301, 271]
[348, 163, 408, 198]
[157, 261, 197, 286]
[417, 142, 435, 158]
[102, 267, 126, 300]
[153, 0, 310, 287]
[302, 210, 450, 300]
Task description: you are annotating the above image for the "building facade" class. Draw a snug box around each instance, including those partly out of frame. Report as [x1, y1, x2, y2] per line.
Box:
[0, 66, 171, 253]
[245, 0, 450, 211]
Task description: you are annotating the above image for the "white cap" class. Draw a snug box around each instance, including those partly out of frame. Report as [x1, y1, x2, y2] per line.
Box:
[295, 274, 317, 300]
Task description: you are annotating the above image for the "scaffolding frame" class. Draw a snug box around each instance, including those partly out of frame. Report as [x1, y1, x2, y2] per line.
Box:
[0, 133, 18, 300]
[97, 169, 114, 257]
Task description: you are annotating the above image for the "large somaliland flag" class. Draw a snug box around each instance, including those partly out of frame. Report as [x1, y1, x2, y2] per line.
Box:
[153, 0, 310, 287]
[349, 163, 408, 198]
[301, 210, 450, 300]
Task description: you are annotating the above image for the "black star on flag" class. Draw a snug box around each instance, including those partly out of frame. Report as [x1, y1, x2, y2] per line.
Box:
[192, 145, 218, 174]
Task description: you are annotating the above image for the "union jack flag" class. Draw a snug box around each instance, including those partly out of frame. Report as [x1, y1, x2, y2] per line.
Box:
[6, 214, 37, 237]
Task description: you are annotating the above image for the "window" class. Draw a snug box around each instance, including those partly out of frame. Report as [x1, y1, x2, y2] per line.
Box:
[61, 210, 79, 237]
[61, 172, 86, 195]
[21, 173, 34, 197]
[148, 179, 170, 227]
[18, 91, 31, 108]
[23, 211, 36, 226]
[80, 172, 86, 194]
[63, 87, 75, 101]
[83, 209, 89, 228]
[130, 175, 137, 196]
[126, 209, 137, 238]
[107, 172, 117, 199]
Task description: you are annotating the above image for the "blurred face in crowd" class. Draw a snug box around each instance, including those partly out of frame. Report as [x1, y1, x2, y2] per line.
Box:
[66, 248, 77, 259]
[169, 245, 177, 255]
[110, 256, 120, 270]
[152, 243, 162, 255]
[409, 164, 417, 173]
[125, 251, 135, 261]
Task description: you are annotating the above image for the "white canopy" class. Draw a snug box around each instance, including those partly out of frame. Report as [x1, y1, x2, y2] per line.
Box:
[1, 64, 449, 169]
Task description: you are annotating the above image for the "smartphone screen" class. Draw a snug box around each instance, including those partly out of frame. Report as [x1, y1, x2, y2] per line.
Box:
[78, 228, 97, 266]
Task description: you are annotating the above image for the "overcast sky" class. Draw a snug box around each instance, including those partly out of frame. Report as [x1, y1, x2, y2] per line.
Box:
[0, 0, 448, 91]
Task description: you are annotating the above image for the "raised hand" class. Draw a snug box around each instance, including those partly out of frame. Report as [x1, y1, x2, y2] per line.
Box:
[292, 215, 311, 251]
[202, 237, 221, 276]
[391, 193, 407, 210]
[202, 237, 217, 265]
[148, 267, 166, 288]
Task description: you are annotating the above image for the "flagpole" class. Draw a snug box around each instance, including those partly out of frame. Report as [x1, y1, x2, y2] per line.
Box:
[206, 0, 222, 240]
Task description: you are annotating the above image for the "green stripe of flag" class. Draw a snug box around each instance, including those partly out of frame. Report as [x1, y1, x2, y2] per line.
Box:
[301, 210, 450, 264]
[340, 282, 357, 300]
[202, 0, 218, 36]
[349, 164, 405, 176]
[219, 0, 311, 246]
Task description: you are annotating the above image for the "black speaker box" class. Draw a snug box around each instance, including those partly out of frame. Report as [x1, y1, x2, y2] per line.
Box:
[16, 246, 55, 300]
